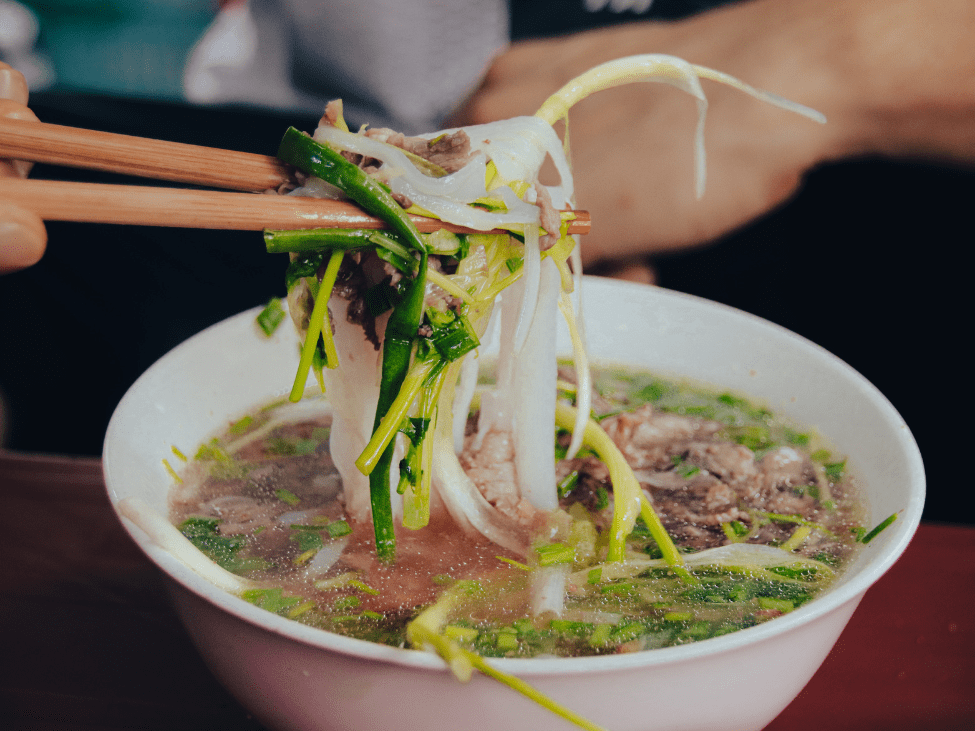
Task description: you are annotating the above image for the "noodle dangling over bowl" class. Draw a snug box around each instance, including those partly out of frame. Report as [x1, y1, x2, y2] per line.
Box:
[103, 276, 923, 731]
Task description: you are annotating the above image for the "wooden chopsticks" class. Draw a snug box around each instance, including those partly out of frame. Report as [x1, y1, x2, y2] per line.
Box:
[0, 178, 590, 234]
[0, 117, 290, 192]
[0, 117, 591, 236]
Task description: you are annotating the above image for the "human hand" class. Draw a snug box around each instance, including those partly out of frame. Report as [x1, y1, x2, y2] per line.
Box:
[0, 61, 46, 275]
[450, 0, 902, 267]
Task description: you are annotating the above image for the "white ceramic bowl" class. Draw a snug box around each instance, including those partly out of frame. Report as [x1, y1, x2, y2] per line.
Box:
[103, 277, 924, 731]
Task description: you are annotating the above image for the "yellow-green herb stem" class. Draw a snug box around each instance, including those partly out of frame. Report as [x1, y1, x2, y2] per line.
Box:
[289, 250, 344, 402]
[355, 353, 441, 476]
[554, 402, 687, 574]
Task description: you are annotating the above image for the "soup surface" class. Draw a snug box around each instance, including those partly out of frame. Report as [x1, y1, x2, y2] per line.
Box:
[169, 366, 865, 656]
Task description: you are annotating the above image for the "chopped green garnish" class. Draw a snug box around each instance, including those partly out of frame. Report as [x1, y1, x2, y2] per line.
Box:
[228, 415, 254, 435]
[256, 297, 286, 336]
[600, 582, 636, 597]
[535, 543, 575, 566]
[179, 516, 262, 573]
[171, 445, 188, 461]
[594, 485, 609, 511]
[721, 520, 749, 542]
[326, 519, 353, 538]
[557, 470, 580, 498]
[635, 380, 669, 403]
[671, 455, 701, 479]
[784, 428, 810, 446]
[286, 600, 318, 619]
[717, 392, 746, 408]
[727, 425, 772, 451]
[294, 548, 318, 565]
[291, 530, 324, 554]
[427, 310, 480, 363]
[496, 630, 519, 652]
[162, 458, 182, 484]
[587, 623, 614, 647]
[858, 513, 898, 544]
[194, 438, 230, 462]
[444, 625, 479, 643]
[348, 579, 380, 595]
[242, 587, 303, 614]
[757, 597, 794, 613]
[276, 488, 301, 505]
[824, 460, 846, 482]
[549, 620, 593, 636]
[334, 596, 361, 611]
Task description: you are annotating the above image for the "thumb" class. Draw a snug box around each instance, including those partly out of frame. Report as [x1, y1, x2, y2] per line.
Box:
[0, 202, 47, 274]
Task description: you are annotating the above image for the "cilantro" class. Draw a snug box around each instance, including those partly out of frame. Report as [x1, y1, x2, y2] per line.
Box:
[178, 516, 258, 573]
[242, 588, 303, 614]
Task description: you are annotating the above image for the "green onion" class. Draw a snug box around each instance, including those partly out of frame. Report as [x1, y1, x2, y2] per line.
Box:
[162, 458, 182, 484]
[757, 597, 795, 613]
[289, 249, 344, 402]
[557, 470, 580, 498]
[535, 542, 575, 566]
[276, 128, 428, 255]
[824, 460, 846, 482]
[275, 488, 300, 505]
[859, 513, 898, 544]
[326, 519, 353, 538]
[256, 297, 286, 336]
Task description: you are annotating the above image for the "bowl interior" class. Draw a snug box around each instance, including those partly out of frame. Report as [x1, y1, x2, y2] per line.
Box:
[103, 276, 925, 672]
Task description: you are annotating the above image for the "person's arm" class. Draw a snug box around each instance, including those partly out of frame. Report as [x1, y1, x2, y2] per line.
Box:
[452, 0, 975, 267]
[0, 62, 46, 275]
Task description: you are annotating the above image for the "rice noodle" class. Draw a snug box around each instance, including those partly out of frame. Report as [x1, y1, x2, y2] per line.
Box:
[315, 299, 387, 523]
[285, 54, 825, 560]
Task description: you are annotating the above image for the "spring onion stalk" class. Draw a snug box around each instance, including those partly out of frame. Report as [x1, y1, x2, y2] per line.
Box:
[407, 580, 608, 731]
[369, 251, 429, 561]
[860, 512, 898, 544]
[276, 127, 429, 255]
[637, 494, 697, 584]
[402, 367, 448, 529]
[571, 543, 834, 588]
[356, 349, 442, 475]
[780, 524, 813, 552]
[265, 227, 409, 255]
[289, 250, 344, 402]
[554, 402, 686, 573]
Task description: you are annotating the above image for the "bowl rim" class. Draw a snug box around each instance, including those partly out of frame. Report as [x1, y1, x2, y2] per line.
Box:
[103, 278, 926, 677]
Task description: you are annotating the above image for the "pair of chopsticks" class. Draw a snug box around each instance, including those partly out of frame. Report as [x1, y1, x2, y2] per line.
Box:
[0, 117, 590, 235]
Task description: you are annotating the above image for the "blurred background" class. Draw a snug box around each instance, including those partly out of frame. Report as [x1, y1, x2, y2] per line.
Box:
[0, 0, 211, 99]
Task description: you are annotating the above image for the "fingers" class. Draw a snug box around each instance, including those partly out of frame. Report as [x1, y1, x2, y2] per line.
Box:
[0, 61, 29, 106]
[0, 61, 46, 274]
[0, 201, 47, 274]
[0, 98, 40, 178]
